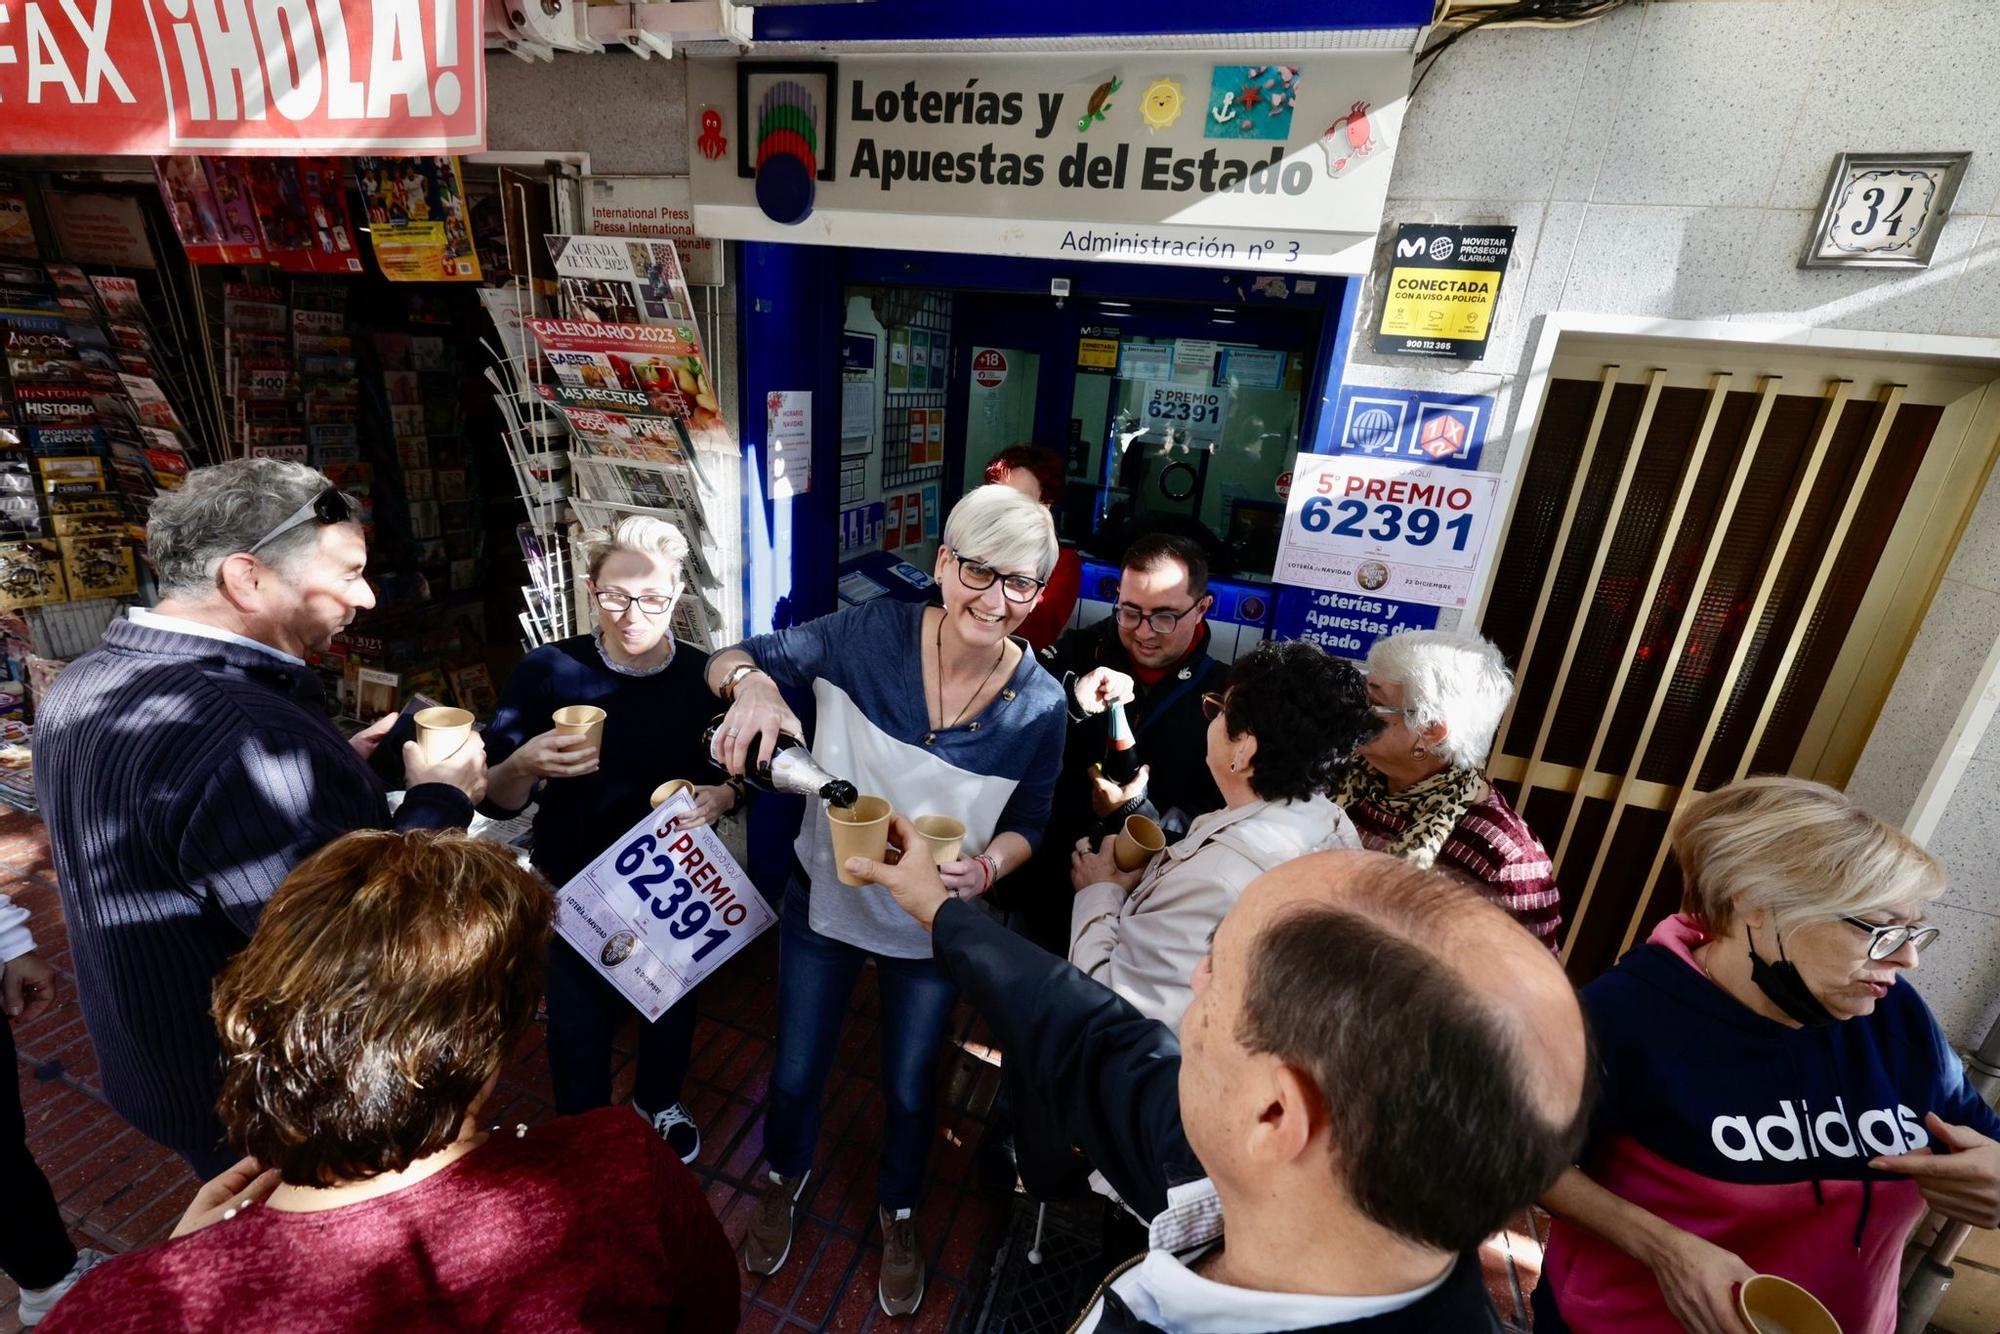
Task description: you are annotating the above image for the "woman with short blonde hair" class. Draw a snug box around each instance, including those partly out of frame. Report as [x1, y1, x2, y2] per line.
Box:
[482, 511, 731, 1164]
[1535, 776, 1999, 1334]
[705, 483, 1067, 1315]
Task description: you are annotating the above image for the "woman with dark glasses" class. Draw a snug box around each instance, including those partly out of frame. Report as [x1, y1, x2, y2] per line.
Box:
[483, 515, 735, 1166]
[1536, 776, 2000, 1334]
[706, 484, 1067, 1318]
[1067, 640, 1374, 1030]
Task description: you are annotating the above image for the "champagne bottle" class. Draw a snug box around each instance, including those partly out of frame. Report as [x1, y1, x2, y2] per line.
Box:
[1101, 698, 1141, 785]
[703, 715, 859, 808]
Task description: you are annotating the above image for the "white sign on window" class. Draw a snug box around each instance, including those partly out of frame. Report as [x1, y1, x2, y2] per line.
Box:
[1272, 452, 1505, 608]
[1139, 381, 1226, 444]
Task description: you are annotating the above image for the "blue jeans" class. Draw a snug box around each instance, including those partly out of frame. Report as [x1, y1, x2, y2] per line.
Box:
[762, 879, 958, 1210]
[545, 936, 699, 1117]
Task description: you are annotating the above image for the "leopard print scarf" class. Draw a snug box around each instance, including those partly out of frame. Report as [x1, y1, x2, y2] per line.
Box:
[1331, 762, 1487, 870]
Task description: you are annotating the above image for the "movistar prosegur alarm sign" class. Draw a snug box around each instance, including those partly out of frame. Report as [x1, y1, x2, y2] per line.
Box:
[686, 52, 1412, 275]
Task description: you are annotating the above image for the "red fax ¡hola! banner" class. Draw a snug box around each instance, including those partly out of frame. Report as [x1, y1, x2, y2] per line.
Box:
[0, 0, 484, 155]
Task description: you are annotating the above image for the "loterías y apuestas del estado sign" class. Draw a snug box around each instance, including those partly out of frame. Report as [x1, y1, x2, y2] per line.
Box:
[685, 52, 1412, 277]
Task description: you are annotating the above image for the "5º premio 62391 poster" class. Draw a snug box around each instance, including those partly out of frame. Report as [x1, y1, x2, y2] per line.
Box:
[1272, 452, 1505, 608]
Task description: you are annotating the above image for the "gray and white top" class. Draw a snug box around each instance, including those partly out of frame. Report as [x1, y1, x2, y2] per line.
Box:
[734, 598, 1067, 959]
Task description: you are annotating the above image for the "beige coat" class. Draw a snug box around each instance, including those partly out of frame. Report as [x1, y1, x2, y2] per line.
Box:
[1068, 793, 1359, 1030]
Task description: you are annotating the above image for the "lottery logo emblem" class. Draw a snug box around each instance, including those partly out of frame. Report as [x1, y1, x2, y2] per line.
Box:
[1356, 561, 1390, 592]
[601, 931, 638, 968]
[1348, 407, 1399, 452]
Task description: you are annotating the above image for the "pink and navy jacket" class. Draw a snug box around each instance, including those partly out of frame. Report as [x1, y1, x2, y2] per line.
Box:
[1535, 914, 2000, 1334]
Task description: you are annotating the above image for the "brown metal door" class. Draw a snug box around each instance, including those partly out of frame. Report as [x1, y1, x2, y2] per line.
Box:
[1478, 346, 2000, 979]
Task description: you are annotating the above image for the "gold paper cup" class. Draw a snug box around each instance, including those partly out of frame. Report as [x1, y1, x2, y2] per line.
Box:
[650, 778, 695, 810]
[412, 706, 474, 765]
[551, 705, 606, 751]
[1738, 1274, 1840, 1334]
[828, 795, 892, 886]
[1113, 814, 1166, 872]
[912, 814, 966, 866]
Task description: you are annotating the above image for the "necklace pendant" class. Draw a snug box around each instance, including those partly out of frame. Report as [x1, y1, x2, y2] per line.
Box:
[923, 731, 936, 746]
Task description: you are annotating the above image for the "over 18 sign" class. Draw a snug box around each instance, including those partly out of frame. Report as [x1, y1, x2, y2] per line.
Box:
[557, 790, 775, 1022]
[1272, 452, 1504, 608]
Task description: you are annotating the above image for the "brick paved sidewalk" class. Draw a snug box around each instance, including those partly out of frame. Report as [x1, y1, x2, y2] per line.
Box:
[0, 806, 1547, 1332]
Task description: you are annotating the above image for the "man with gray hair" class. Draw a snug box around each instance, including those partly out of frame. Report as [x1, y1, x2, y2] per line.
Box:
[35, 459, 486, 1175]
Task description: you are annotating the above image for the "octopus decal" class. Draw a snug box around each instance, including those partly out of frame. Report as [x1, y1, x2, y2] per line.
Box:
[696, 108, 727, 162]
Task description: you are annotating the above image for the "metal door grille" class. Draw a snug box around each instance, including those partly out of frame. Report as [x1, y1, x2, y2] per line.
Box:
[1481, 361, 1952, 979]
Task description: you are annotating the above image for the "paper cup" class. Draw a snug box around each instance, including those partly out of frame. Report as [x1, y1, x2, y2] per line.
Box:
[1114, 814, 1166, 872]
[912, 814, 966, 866]
[412, 706, 474, 765]
[827, 795, 892, 886]
[1738, 1275, 1841, 1334]
[551, 705, 606, 751]
[650, 778, 694, 809]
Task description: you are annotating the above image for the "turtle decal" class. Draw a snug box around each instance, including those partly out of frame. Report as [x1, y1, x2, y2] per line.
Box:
[1077, 76, 1121, 133]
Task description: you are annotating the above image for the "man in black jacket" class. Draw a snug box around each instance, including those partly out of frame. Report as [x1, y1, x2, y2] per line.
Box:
[1010, 533, 1227, 952]
[850, 830, 1590, 1333]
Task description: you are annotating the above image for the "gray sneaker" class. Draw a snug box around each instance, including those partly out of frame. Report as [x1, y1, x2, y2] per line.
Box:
[742, 1170, 809, 1276]
[878, 1206, 926, 1317]
[18, 1249, 108, 1327]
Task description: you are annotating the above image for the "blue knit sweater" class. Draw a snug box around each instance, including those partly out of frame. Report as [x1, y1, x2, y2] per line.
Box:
[34, 616, 472, 1159]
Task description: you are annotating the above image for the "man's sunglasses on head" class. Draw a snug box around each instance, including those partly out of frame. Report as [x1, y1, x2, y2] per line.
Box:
[248, 489, 356, 555]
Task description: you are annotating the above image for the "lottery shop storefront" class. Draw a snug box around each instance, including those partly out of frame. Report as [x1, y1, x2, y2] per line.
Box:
[684, 3, 1431, 661]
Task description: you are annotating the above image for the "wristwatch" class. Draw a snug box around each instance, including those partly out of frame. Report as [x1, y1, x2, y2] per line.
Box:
[719, 662, 766, 700]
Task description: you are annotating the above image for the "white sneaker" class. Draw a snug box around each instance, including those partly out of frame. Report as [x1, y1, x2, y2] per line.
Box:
[17, 1248, 109, 1327]
[637, 1100, 701, 1164]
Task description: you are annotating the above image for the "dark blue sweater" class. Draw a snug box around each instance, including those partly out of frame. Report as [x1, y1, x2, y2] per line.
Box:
[483, 635, 719, 887]
[35, 616, 472, 1159]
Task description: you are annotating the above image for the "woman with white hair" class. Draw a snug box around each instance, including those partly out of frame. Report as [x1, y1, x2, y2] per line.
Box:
[1331, 629, 1560, 945]
[483, 515, 732, 1165]
[1535, 777, 2000, 1334]
[706, 484, 1067, 1317]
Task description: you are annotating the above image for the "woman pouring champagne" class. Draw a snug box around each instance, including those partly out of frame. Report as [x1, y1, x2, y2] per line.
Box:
[706, 484, 1066, 1319]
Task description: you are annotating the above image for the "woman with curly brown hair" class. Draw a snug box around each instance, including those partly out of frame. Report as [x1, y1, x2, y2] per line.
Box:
[40, 830, 738, 1334]
[1066, 640, 1374, 1030]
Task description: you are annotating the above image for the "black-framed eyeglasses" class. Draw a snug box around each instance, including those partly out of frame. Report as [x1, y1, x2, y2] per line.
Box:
[246, 488, 354, 555]
[1114, 599, 1207, 636]
[948, 550, 1045, 605]
[1840, 915, 1940, 961]
[593, 587, 677, 616]
[1200, 691, 1225, 722]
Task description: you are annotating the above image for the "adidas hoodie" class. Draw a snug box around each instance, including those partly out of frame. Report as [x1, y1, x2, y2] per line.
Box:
[1535, 914, 2000, 1334]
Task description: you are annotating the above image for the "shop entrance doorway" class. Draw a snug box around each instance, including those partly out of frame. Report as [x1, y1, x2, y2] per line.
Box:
[1480, 333, 2000, 979]
[948, 290, 1319, 579]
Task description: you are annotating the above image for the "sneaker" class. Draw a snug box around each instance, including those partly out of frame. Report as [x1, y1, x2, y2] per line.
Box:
[18, 1249, 109, 1327]
[742, 1170, 809, 1276]
[638, 1100, 701, 1164]
[878, 1206, 927, 1317]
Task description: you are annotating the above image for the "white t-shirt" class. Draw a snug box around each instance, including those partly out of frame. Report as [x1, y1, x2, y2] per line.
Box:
[1074, 1180, 1451, 1334]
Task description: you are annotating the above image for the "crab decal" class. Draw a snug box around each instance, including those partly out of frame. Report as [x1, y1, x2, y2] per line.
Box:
[1321, 101, 1383, 178]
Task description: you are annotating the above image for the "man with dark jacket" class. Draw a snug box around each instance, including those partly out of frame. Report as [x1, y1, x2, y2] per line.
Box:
[36, 460, 486, 1176]
[851, 831, 1590, 1333]
[1011, 534, 1226, 951]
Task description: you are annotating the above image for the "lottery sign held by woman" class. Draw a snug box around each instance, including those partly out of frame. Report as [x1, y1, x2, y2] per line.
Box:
[557, 789, 776, 1021]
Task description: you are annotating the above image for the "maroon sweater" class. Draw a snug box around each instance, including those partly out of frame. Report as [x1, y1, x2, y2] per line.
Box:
[42, 1108, 739, 1333]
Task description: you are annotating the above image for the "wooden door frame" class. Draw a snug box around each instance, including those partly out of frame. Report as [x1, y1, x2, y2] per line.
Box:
[1475, 312, 2000, 847]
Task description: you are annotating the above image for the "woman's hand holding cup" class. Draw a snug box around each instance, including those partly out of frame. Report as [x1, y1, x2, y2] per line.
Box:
[512, 728, 600, 779]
